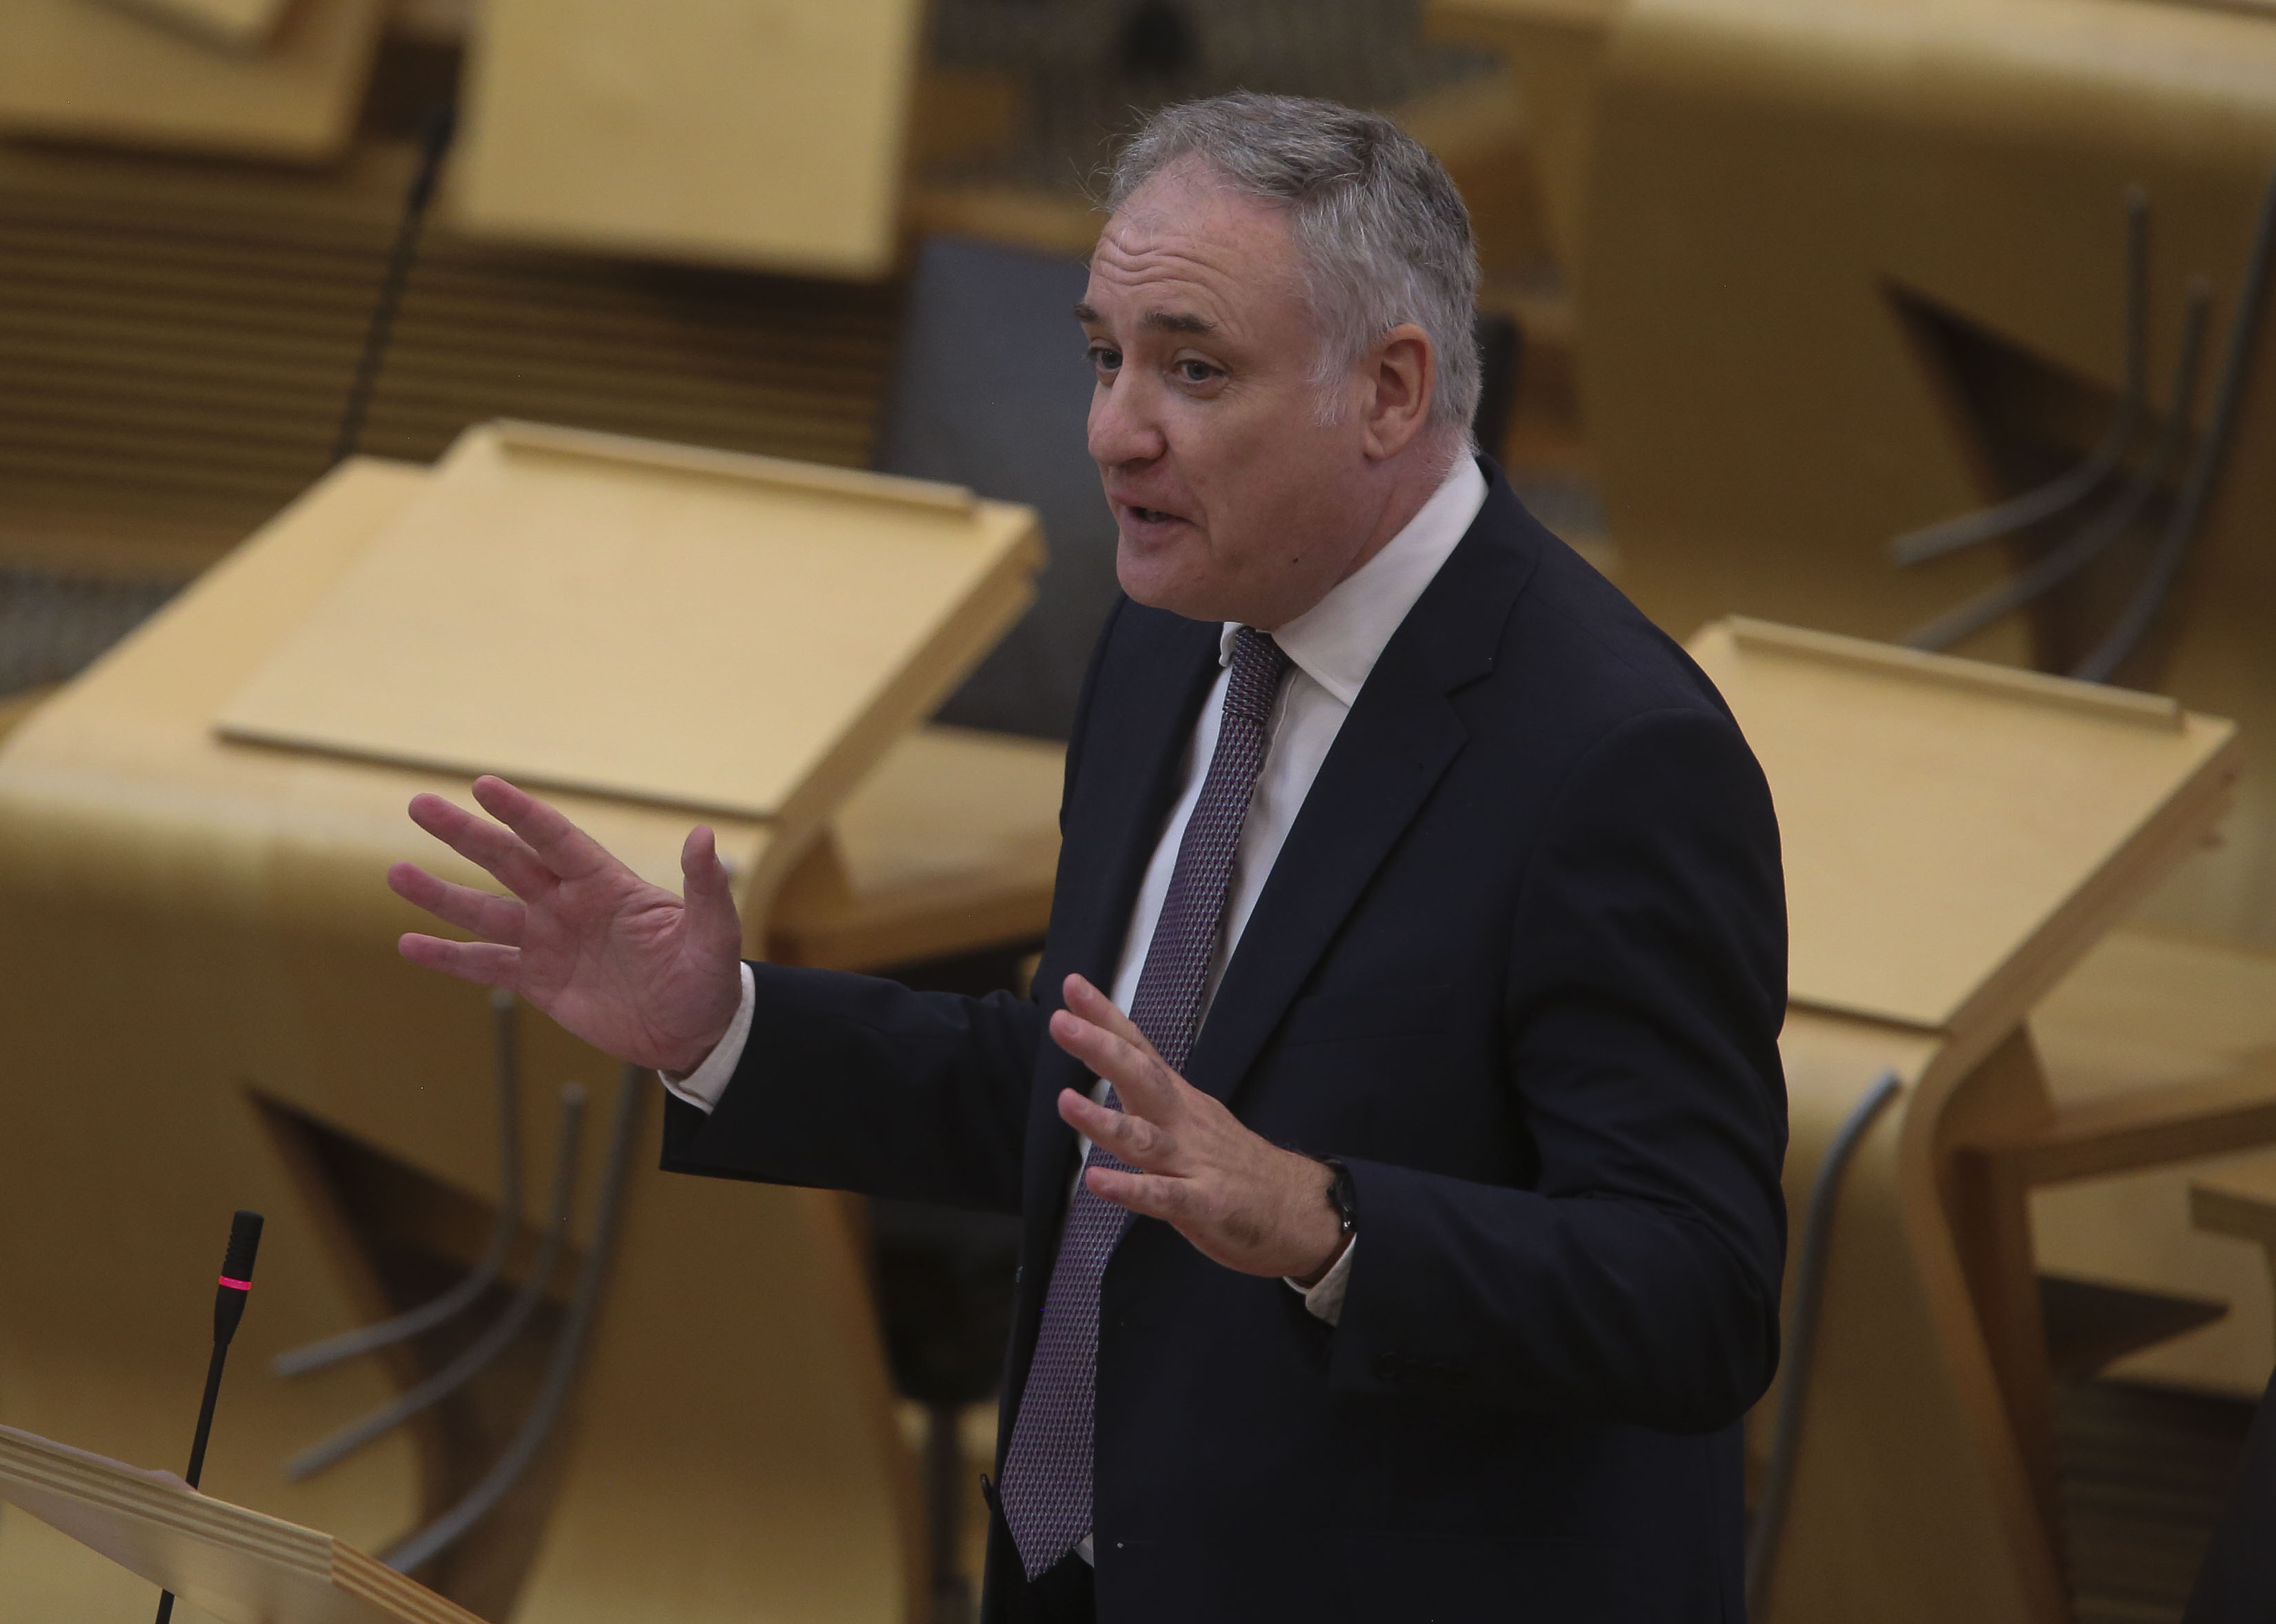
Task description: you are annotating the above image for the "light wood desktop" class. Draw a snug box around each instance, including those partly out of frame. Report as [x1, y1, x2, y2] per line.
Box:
[0, 427, 1046, 1623]
[0, 0, 387, 160]
[0, 1423, 481, 1624]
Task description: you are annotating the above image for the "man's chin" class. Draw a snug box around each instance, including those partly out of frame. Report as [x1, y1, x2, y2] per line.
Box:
[1115, 543, 1230, 623]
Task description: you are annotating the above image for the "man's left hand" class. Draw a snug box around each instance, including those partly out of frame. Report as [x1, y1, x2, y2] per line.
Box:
[1050, 974, 1349, 1285]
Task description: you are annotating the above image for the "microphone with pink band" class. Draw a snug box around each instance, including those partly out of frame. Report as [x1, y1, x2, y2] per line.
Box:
[153, 1209, 263, 1624]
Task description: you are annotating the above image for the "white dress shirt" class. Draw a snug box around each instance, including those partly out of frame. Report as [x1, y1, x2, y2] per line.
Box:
[668, 451, 1487, 1321]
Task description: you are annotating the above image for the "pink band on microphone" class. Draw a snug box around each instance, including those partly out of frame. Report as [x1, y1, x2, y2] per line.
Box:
[219, 1276, 252, 1292]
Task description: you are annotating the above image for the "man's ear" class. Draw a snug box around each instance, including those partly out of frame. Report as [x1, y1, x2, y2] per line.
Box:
[1361, 323, 1436, 461]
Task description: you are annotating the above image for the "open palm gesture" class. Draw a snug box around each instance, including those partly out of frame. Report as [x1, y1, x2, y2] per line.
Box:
[390, 775, 744, 1074]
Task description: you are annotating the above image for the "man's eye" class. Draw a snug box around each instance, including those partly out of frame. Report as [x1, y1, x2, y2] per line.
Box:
[1088, 346, 1121, 374]
[1175, 359, 1219, 384]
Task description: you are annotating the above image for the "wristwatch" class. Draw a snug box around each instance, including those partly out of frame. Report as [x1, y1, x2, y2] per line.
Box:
[1319, 1156, 1359, 1244]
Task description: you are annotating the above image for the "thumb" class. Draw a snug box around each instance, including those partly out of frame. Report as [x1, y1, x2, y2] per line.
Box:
[680, 825, 743, 956]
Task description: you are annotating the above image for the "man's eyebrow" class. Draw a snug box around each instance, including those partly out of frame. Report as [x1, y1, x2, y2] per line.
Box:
[1070, 301, 1218, 336]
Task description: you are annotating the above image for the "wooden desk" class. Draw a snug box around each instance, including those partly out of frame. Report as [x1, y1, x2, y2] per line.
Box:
[0, 1423, 483, 1624]
[0, 432, 1044, 1623]
[451, 0, 925, 277]
[1689, 615, 2238, 1624]
[768, 725, 1063, 972]
[0, 0, 386, 160]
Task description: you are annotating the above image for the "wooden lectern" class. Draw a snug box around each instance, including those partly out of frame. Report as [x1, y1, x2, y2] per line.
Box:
[1693, 618, 2244, 1624]
[0, 1423, 481, 1624]
[0, 421, 1048, 1621]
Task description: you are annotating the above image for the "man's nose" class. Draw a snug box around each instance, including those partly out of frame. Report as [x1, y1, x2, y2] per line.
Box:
[1088, 374, 1166, 467]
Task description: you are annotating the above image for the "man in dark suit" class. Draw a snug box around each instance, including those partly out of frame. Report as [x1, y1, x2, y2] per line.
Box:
[390, 93, 1788, 1623]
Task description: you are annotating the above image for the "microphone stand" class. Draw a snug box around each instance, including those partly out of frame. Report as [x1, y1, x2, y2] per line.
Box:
[154, 1210, 263, 1624]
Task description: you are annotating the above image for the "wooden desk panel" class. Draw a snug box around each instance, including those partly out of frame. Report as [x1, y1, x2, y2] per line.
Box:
[0, 0, 385, 160]
[452, 0, 925, 277]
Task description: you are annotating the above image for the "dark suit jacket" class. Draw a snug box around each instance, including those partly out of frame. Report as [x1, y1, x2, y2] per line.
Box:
[2182, 1365, 2276, 1623]
[662, 463, 1790, 1623]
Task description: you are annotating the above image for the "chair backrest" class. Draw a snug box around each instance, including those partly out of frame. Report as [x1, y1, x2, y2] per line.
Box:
[876, 234, 1117, 741]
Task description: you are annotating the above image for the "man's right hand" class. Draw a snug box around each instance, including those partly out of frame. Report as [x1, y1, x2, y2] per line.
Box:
[390, 775, 746, 1076]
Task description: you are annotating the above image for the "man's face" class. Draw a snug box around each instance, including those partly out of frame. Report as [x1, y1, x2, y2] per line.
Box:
[1079, 160, 1390, 628]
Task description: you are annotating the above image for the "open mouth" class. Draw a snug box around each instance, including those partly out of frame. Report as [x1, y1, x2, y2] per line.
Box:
[1119, 501, 1189, 530]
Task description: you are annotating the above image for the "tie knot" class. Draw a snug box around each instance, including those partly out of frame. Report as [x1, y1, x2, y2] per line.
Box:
[1226, 626, 1291, 726]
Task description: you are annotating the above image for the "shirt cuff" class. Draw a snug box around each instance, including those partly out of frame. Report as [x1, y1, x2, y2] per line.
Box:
[1285, 1236, 1355, 1325]
[657, 962, 756, 1113]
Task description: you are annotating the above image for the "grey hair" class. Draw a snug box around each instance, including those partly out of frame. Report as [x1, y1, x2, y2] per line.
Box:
[1106, 92, 1481, 440]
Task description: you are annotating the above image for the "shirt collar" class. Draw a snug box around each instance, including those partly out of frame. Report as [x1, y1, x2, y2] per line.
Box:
[1218, 455, 1490, 706]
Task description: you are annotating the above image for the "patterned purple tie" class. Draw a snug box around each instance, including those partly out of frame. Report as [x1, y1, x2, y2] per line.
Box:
[999, 625, 1294, 1579]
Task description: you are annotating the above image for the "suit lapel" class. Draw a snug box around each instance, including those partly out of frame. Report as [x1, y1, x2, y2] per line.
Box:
[1181, 477, 1540, 1104]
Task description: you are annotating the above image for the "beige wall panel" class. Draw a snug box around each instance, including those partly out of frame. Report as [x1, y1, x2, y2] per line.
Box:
[0, 0, 385, 161]
[452, 0, 924, 277]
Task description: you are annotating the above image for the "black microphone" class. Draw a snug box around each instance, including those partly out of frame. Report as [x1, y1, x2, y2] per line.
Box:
[154, 1210, 263, 1624]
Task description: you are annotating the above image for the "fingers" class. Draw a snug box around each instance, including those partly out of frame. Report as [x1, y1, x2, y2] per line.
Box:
[1061, 974, 1160, 1060]
[679, 824, 743, 956]
[1058, 1086, 1177, 1170]
[1050, 1003, 1182, 1121]
[408, 792, 553, 899]
[397, 932, 520, 990]
[388, 861, 527, 943]
[471, 776, 617, 882]
[1082, 1164, 1192, 1223]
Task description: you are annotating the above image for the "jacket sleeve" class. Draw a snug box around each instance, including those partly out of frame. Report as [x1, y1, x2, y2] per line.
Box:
[659, 963, 1050, 1214]
[1328, 706, 1790, 1433]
